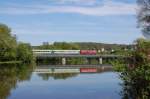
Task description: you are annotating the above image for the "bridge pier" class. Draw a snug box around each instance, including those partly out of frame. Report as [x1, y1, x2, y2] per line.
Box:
[85, 58, 92, 65]
[88, 58, 92, 64]
[99, 57, 103, 64]
[62, 58, 66, 65]
[85, 58, 88, 64]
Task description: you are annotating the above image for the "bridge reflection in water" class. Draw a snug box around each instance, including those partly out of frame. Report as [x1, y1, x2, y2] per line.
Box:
[34, 65, 113, 80]
[34, 65, 113, 74]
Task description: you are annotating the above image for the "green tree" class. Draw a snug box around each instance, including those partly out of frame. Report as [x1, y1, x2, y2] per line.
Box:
[53, 42, 80, 50]
[0, 23, 34, 63]
[0, 24, 17, 61]
[137, 0, 150, 38]
[17, 43, 34, 63]
[114, 39, 150, 99]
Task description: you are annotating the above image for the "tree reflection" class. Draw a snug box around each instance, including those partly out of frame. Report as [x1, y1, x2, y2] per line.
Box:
[0, 64, 33, 99]
[38, 73, 79, 80]
[119, 68, 150, 99]
[120, 80, 150, 99]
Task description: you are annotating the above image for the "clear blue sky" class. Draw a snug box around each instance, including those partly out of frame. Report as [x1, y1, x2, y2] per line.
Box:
[0, 0, 142, 45]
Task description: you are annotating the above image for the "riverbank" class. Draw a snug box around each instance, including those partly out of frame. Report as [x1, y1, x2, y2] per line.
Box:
[0, 61, 22, 65]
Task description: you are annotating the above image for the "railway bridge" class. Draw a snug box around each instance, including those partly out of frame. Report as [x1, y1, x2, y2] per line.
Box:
[33, 50, 126, 65]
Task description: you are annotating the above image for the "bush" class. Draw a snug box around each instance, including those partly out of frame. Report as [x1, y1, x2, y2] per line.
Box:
[114, 38, 150, 99]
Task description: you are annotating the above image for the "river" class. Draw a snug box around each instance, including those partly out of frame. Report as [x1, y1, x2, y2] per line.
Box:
[0, 65, 122, 99]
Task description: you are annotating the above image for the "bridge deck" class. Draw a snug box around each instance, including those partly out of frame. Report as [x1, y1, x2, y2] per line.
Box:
[35, 54, 125, 58]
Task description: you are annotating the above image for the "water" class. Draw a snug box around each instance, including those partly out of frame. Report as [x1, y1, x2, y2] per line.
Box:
[0, 65, 122, 99]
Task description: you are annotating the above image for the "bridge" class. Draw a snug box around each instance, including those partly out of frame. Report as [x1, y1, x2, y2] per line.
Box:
[33, 50, 126, 65]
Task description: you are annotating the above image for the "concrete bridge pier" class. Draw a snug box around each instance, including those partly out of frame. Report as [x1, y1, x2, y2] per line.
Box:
[62, 57, 66, 65]
[85, 58, 92, 65]
[99, 57, 103, 64]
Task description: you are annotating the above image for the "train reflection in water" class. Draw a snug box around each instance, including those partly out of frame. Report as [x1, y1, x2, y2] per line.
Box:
[34, 66, 113, 74]
[34, 66, 113, 80]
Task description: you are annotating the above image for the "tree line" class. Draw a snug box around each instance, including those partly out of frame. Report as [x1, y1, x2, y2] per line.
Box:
[34, 41, 133, 50]
[0, 23, 34, 64]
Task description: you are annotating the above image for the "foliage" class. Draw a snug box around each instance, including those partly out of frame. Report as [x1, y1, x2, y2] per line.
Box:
[35, 42, 132, 50]
[111, 60, 127, 72]
[137, 0, 150, 38]
[0, 23, 17, 61]
[36, 58, 60, 65]
[38, 42, 80, 50]
[113, 38, 150, 99]
[53, 42, 80, 50]
[67, 58, 85, 65]
[17, 42, 34, 63]
[0, 23, 34, 63]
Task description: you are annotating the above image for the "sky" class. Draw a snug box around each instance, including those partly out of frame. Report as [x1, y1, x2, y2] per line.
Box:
[0, 0, 142, 45]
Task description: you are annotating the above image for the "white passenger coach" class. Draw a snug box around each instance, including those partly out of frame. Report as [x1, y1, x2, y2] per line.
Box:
[32, 50, 80, 55]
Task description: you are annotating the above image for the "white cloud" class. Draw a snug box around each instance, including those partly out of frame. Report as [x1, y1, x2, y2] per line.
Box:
[53, 0, 97, 5]
[0, 1, 137, 16]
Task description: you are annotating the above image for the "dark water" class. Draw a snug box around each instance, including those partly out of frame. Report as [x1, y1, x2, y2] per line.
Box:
[0, 65, 122, 99]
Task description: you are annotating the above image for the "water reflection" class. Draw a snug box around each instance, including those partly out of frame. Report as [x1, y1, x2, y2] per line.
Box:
[38, 73, 79, 80]
[34, 66, 113, 80]
[120, 79, 150, 99]
[0, 64, 33, 99]
[0, 64, 134, 99]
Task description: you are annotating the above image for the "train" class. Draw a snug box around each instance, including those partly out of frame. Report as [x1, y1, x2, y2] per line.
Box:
[32, 50, 97, 55]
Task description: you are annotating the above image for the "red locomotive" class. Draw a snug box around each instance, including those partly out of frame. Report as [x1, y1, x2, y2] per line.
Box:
[80, 50, 97, 55]
[80, 68, 97, 73]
